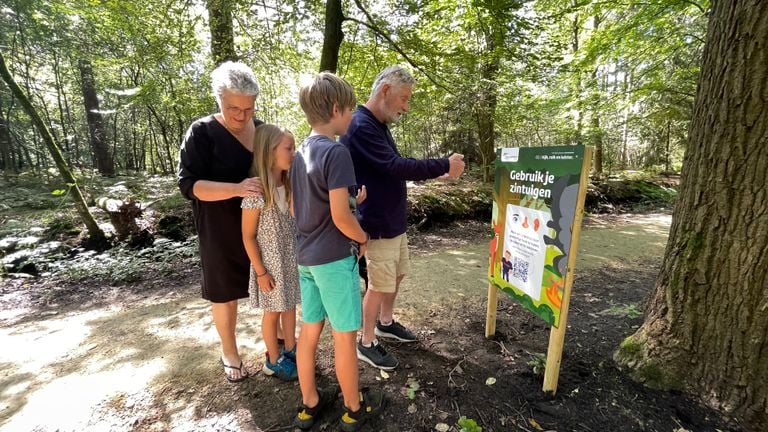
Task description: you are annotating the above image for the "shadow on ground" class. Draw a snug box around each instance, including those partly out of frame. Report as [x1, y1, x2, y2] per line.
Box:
[1, 213, 743, 431]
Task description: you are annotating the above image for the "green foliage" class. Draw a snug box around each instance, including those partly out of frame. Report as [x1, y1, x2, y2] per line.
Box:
[57, 240, 197, 285]
[527, 352, 547, 376]
[618, 336, 643, 356]
[457, 416, 483, 432]
[600, 303, 643, 319]
[2, 0, 708, 181]
[405, 377, 420, 399]
[44, 217, 81, 239]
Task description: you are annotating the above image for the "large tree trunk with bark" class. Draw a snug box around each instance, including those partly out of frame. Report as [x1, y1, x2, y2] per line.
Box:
[78, 59, 114, 176]
[476, 9, 506, 183]
[206, 0, 237, 65]
[614, 2, 768, 430]
[319, 0, 344, 73]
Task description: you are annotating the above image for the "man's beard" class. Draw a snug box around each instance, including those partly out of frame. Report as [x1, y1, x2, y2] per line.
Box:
[386, 110, 403, 125]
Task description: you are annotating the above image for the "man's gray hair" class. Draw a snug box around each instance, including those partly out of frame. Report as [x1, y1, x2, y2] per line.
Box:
[211, 61, 260, 105]
[371, 65, 415, 95]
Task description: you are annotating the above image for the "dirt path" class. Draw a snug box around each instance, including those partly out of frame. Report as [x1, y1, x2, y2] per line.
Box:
[0, 213, 742, 432]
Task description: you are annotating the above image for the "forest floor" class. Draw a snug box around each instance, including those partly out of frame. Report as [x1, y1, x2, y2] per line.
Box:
[0, 211, 745, 432]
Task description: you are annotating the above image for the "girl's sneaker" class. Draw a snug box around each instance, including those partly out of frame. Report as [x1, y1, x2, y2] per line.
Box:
[281, 344, 296, 362]
[262, 353, 298, 381]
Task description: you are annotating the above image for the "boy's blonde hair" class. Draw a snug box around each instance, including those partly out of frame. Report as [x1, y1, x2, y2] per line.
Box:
[298, 72, 357, 125]
[249, 124, 293, 209]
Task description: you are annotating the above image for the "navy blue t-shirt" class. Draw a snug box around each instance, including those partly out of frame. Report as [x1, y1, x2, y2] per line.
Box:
[291, 135, 358, 266]
[340, 105, 449, 238]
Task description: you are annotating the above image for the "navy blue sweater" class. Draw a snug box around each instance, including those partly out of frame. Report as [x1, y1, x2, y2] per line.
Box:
[340, 105, 450, 238]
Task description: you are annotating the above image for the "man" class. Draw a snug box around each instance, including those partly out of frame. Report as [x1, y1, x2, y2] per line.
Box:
[340, 65, 465, 370]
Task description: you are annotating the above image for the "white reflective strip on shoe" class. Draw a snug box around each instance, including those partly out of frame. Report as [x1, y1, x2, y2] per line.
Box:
[374, 327, 417, 342]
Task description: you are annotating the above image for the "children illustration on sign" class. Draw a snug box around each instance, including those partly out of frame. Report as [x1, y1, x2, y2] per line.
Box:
[501, 250, 512, 281]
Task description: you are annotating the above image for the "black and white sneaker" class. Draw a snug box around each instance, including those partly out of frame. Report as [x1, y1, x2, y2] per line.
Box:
[375, 320, 417, 342]
[357, 339, 398, 370]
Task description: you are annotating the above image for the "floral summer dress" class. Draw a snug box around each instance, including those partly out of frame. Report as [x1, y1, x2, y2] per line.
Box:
[241, 186, 301, 311]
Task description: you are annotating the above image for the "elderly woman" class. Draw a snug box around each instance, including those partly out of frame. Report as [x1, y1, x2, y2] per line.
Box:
[178, 61, 264, 382]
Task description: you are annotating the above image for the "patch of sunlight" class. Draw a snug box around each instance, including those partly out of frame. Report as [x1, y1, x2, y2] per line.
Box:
[446, 249, 480, 256]
[0, 309, 110, 371]
[0, 305, 30, 323]
[1, 381, 30, 398]
[170, 407, 243, 431]
[1, 360, 164, 432]
[144, 298, 269, 355]
[401, 214, 672, 307]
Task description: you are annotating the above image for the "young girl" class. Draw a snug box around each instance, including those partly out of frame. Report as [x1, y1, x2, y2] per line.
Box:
[241, 124, 300, 381]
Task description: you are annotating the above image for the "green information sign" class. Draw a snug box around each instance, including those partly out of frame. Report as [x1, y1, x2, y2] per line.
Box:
[488, 146, 589, 328]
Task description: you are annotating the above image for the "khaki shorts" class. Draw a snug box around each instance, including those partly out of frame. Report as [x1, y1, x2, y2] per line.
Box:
[365, 233, 410, 293]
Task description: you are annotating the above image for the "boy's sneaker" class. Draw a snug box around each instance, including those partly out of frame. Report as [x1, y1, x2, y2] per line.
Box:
[375, 320, 417, 342]
[262, 353, 298, 381]
[294, 386, 339, 430]
[339, 388, 386, 432]
[281, 344, 296, 362]
[357, 339, 398, 370]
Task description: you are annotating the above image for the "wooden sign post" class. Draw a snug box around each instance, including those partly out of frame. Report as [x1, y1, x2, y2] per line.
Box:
[485, 145, 593, 395]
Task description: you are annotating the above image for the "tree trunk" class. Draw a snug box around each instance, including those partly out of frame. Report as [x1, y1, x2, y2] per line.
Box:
[571, 6, 583, 145]
[665, 120, 671, 172]
[320, 0, 344, 73]
[0, 53, 107, 245]
[476, 5, 506, 183]
[53, 53, 72, 165]
[206, 0, 237, 65]
[78, 59, 114, 176]
[590, 109, 602, 174]
[620, 68, 631, 170]
[590, 15, 603, 174]
[614, 2, 768, 429]
[476, 67, 498, 182]
[0, 99, 13, 174]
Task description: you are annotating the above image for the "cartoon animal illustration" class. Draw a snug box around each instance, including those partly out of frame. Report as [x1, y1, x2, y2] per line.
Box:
[544, 176, 578, 278]
[546, 276, 563, 309]
[488, 220, 502, 277]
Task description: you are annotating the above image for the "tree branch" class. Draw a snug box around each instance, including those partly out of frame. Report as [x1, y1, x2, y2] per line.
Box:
[347, 0, 452, 93]
[679, 0, 706, 14]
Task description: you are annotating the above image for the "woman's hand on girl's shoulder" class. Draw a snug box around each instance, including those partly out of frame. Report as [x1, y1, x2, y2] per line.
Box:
[238, 177, 263, 197]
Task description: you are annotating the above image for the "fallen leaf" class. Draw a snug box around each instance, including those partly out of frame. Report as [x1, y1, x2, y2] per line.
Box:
[529, 417, 544, 430]
[380, 370, 390, 380]
[407, 388, 417, 399]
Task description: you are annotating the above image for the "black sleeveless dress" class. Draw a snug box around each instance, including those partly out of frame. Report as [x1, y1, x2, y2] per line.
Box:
[178, 115, 264, 302]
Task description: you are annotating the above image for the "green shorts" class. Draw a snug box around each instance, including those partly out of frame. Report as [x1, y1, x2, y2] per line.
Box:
[298, 255, 361, 332]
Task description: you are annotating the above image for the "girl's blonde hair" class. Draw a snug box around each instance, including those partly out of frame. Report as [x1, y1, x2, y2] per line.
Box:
[249, 124, 293, 209]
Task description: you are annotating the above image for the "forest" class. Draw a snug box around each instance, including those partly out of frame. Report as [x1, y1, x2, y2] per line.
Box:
[0, 0, 703, 179]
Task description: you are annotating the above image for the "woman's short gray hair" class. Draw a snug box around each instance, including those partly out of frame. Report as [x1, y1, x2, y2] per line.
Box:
[371, 65, 415, 95]
[211, 61, 260, 105]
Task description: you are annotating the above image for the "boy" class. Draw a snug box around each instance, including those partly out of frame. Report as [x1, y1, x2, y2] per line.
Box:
[291, 72, 385, 431]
